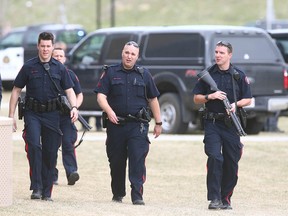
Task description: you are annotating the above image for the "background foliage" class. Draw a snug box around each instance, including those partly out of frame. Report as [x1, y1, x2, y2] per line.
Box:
[1, 0, 288, 34]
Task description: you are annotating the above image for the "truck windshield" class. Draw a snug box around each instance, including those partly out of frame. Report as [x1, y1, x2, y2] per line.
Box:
[0, 31, 24, 49]
[271, 38, 288, 63]
[71, 34, 105, 65]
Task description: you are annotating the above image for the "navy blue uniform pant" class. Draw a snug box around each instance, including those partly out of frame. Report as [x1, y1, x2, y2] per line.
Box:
[54, 115, 78, 181]
[203, 120, 243, 205]
[23, 110, 62, 198]
[106, 121, 150, 202]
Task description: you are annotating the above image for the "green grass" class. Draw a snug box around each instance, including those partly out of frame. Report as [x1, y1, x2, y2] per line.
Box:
[1, 0, 288, 33]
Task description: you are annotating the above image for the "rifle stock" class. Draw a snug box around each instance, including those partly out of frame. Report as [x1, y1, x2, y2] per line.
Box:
[197, 70, 247, 136]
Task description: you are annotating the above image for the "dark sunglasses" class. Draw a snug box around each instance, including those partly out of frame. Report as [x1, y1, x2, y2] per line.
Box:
[216, 41, 232, 52]
[125, 41, 139, 48]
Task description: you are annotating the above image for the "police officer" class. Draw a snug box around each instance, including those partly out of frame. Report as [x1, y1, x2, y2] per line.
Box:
[193, 41, 252, 210]
[52, 47, 83, 186]
[8, 32, 78, 201]
[95, 41, 162, 205]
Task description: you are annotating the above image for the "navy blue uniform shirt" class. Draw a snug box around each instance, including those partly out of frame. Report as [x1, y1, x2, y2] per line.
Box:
[67, 69, 82, 95]
[95, 63, 160, 116]
[14, 57, 74, 103]
[193, 64, 252, 113]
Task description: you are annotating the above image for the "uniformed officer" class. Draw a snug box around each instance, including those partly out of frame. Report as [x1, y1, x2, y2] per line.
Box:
[95, 41, 162, 205]
[52, 47, 83, 186]
[8, 32, 78, 201]
[193, 41, 252, 210]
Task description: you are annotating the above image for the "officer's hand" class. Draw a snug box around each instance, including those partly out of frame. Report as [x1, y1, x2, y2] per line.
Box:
[153, 125, 162, 138]
[211, 91, 226, 101]
[107, 111, 119, 124]
[70, 107, 79, 122]
[225, 102, 236, 116]
[12, 118, 17, 132]
[230, 103, 236, 113]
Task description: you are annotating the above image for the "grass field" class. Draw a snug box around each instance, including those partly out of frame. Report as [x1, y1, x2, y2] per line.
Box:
[2, 0, 288, 33]
[0, 91, 288, 215]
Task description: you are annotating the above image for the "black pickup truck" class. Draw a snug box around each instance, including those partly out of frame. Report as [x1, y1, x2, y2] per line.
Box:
[66, 25, 288, 134]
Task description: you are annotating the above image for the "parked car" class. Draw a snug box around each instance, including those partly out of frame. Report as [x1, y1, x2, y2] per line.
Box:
[0, 23, 87, 89]
[66, 25, 288, 134]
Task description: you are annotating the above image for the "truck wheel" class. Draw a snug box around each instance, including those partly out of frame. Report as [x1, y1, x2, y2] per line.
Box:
[245, 118, 264, 134]
[159, 93, 188, 134]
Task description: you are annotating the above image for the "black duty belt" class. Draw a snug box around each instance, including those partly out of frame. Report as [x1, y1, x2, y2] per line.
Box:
[25, 97, 59, 113]
[203, 112, 226, 121]
[117, 114, 149, 124]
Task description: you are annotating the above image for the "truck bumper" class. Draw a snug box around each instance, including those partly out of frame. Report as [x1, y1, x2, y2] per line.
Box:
[246, 96, 288, 112]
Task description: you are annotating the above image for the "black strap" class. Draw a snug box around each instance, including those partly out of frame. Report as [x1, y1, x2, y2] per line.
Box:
[42, 63, 87, 149]
[74, 129, 87, 149]
[229, 68, 239, 113]
[43, 63, 62, 96]
[136, 66, 149, 102]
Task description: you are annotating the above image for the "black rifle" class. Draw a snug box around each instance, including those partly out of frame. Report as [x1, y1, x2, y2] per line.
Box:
[197, 70, 247, 136]
[59, 95, 92, 131]
[43, 63, 92, 131]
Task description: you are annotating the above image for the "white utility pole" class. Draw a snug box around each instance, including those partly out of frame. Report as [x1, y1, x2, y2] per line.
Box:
[266, 0, 275, 30]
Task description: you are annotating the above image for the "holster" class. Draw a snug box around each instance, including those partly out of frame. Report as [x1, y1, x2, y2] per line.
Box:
[102, 112, 108, 128]
[198, 106, 206, 130]
[18, 97, 25, 120]
[58, 95, 71, 115]
[136, 107, 152, 122]
[224, 116, 233, 128]
[237, 107, 248, 128]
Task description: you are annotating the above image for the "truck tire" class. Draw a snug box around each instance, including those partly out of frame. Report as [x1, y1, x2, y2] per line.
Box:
[245, 118, 264, 135]
[159, 93, 189, 134]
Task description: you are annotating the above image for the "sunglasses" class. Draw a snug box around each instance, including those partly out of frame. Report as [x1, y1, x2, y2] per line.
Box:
[216, 41, 232, 52]
[125, 41, 139, 48]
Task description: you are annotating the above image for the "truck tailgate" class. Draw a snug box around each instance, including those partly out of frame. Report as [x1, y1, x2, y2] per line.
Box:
[237, 64, 286, 96]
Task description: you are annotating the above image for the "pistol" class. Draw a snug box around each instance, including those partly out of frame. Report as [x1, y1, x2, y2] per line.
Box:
[18, 97, 25, 120]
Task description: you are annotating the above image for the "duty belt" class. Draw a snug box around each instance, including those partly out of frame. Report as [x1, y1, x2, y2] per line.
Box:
[25, 97, 59, 113]
[117, 114, 149, 124]
[203, 112, 226, 121]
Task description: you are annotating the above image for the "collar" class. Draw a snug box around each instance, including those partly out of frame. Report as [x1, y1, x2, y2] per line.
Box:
[210, 64, 234, 75]
[120, 63, 137, 72]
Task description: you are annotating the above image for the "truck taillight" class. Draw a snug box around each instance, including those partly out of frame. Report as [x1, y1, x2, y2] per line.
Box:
[284, 68, 288, 89]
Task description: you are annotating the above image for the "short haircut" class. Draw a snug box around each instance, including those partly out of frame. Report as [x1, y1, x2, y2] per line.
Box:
[53, 47, 64, 51]
[125, 41, 139, 48]
[216, 41, 233, 53]
[38, 32, 54, 45]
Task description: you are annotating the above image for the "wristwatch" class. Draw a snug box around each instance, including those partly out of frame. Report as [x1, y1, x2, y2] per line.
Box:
[71, 106, 78, 110]
[155, 122, 162, 126]
[205, 94, 209, 100]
